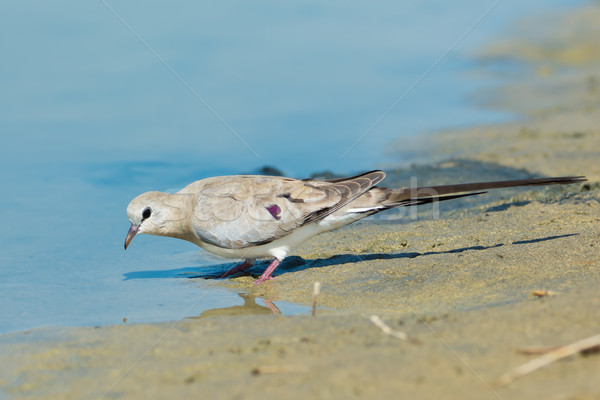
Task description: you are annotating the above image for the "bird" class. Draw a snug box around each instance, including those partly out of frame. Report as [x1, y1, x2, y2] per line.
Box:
[124, 171, 585, 285]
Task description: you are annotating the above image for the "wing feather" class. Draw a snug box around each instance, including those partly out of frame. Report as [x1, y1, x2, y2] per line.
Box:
[188, 171, 385, 249]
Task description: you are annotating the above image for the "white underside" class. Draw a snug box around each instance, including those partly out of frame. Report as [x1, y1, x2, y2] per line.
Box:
[198, 211, 367, 261]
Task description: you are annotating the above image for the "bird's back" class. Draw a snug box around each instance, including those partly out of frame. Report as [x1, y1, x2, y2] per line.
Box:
[180, 172, 386, 250]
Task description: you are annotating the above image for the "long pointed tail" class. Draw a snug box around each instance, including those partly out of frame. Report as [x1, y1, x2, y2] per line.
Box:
[382, 176, 586, 208]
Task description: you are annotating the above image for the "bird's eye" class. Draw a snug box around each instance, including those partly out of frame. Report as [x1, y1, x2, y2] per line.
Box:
[142, 207, 152, 220]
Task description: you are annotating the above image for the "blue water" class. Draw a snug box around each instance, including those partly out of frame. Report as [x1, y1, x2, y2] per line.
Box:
[0, 1, 585, 334]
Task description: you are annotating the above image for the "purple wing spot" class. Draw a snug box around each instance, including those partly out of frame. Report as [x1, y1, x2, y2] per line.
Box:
[266, 204, 281, 220]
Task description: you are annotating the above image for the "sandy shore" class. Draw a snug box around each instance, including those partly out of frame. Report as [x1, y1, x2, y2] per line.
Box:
[2, 4, 599, 400]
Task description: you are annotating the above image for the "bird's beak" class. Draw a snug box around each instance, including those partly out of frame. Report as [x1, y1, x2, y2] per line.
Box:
[124, 224, 140, 250]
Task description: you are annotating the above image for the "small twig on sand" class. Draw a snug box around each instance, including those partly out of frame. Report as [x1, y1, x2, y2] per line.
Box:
[251, 364, 307, 375]
[311, 282, 321, 317]
[530, 289, 555, 298]
[516, 346, 560, 355]
[497, 333, 600, 386]
[370, 315, 421, 344]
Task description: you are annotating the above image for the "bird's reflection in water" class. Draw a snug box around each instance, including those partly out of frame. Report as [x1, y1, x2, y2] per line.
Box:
[190, 293, 281, 319]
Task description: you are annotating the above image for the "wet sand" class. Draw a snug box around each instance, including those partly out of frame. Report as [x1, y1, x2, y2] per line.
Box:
[2, 4, 599, 400]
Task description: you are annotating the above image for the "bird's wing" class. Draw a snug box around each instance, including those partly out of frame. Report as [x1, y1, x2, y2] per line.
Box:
[187, 170, 385, 249]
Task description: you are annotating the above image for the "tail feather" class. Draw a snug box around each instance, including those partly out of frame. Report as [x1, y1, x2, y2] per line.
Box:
[345, 176, 586, 215]
[385, 176, 586, 205]
[388, 191, 487, 208]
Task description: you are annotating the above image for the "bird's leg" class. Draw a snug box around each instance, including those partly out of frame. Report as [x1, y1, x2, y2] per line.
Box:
[263, 299, 281, 315]
[253, 258, 282, 286]
[219, 259, 255, 278]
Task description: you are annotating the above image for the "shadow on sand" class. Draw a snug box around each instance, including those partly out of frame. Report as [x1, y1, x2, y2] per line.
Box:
[123, 233, 577, 281]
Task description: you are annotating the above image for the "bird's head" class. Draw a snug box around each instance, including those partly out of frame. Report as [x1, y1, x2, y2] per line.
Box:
[124, 191, 192, 249]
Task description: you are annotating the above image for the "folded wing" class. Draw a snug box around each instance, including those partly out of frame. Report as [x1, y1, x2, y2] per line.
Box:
[188, 171, 386, 249]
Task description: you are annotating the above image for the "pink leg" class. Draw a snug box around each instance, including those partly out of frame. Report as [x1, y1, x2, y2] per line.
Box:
[219, 259, 255, 278]
[263, 299, 281, 315]
[253, 258, 282, 286]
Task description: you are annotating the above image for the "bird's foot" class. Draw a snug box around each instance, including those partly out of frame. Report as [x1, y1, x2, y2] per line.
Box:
[253, 275, 275, 286]
[252, 258, 282, 286]
[220, 260, 254, 279]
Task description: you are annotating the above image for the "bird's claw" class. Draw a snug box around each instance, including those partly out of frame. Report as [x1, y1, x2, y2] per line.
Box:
[253, 276, 275, 286]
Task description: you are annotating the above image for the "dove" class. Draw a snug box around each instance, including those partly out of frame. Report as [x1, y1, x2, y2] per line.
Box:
[124, 171, 585, 285]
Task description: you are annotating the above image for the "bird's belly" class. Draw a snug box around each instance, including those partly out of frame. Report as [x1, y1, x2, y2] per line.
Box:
[195, 213, 360, 260]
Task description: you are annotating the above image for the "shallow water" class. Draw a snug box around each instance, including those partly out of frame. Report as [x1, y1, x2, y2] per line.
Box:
[0, 1, 585, 334]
